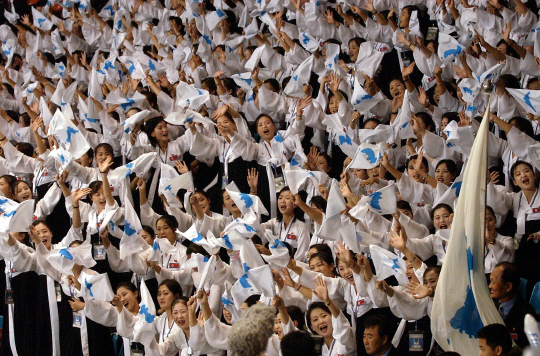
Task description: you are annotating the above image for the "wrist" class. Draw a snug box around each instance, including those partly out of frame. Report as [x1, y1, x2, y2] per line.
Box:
[324, 300, 332, 306]
[73, 205, 79, 209]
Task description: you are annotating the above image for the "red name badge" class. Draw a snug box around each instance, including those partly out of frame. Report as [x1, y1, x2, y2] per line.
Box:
[510, 333, 518, 340]
[10, 268, 16, 273]
[169, 155, 179, 161]
[286, 233, 297, 241]
[532, 207, 540, 213]
[357, 299, 365, 306]
[417, 203, 425, 207]
[32, 215, 37, 220]
[169, 263, 180, 268]
[42, 171, 49, 176]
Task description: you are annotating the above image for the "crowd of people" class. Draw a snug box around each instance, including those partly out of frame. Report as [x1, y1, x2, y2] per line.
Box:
[0, 0, 540, 355]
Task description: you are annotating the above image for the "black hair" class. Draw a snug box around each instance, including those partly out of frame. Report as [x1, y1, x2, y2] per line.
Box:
[309, 243, 333, 256]
[486, 205, 496, 219]
[363, 118, 381, 128]
[141, 90, 158, 109]
[498, 74, 520, 90]
[95, 143, 114, 157]
[281, 331, 316, 356]
[11, 180, 30, 200]
[255, 114, 275, 129]
[142, 225, 155, 237]
[15, 142, 34, 157]
[86, 147, 94, 160]
[116, 281, 141, 303]
[308, 251, 336, 276]
[424, 266, 441, 281]
[306, 302, 330, 333]
[415, 112, 436, 133]
[171, 296, 190, 310]
[244, 294, 261, 307]
[144, 116, 168, 147]
[495, 262, 520, 294]
[32, 219, 53, 231]
[286, 305, 305, 331]
[221, 78, 238, 96]
[406, 154, 429, 173]
[0, 175, 16, 187]
[156, 215, 179, 231]
[430, 203, 454, 221]
[310, 196, 327, 212]
[19, 113, 31, 127]
[276, 187, 305, 223]
[510, 160, 534, 181]
[396, 200, 412, 213]
[202, 77, 218, 95]
[477, 324, 513, 354]
[158, 279, 183, 298]
[89, 180, 104, 198]
[436, 159, 458, 178]
[509, 117, 535, 139]
[363, 314, 394, 343]
[263, 78, 280, 93]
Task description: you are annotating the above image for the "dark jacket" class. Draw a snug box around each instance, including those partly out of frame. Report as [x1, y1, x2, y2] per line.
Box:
[503, 295, 538, 348]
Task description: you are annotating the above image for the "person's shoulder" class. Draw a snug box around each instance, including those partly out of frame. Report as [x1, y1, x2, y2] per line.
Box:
[513, 295, 537, 317]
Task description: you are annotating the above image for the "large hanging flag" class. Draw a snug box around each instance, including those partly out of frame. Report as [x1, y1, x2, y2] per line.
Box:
[506, 88, 540, 115]
[431, 89, 505, 356]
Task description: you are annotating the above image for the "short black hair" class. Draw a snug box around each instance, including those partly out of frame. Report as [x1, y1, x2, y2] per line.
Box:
[396, 200, 412, 213]
[495, 262, 520, 294]
[477, 324, 513, 354]
[510, 160, 534, 181]
[430, 203, 453, 221]
[281, 331, 316, 356]
[364, 314, 394, 343]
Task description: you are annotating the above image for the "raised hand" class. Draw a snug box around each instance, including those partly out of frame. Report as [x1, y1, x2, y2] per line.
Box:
[312, 275, 330, 303]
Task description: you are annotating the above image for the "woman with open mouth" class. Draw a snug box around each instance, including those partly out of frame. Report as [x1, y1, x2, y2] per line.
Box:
[487, 160, 540, 296]
[227, 113, 305, 220]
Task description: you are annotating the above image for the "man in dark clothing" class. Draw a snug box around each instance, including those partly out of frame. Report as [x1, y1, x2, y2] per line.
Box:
[489, 262, 538, 348]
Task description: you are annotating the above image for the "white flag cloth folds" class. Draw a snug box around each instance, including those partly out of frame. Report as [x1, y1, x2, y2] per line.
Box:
[223, 211, 261, 239]
[108, 152, 158, 182]
[284, 56, 314, 97]
[244, 45, 266, 71]
[352, 76, 383, 112]
[32, 8, 54, 31]
[205, 9, 228, 31]
[165, 110, 215, 127]
[147, 238, 178, 262]
[506, 88, 540, 115]
[262, 230, 290, 267]
[390, 90, 415, 142]
[225, 188, 268, 216]
[161, 170, 194, 205]
[357, 184, 397, 215]
[356, 125, 393, 144]
[3, 199, 35, 233]
[433, 175, 463, 207]
[324, 43, 340, 71]
[119, 198, 144, 259]
[431, 95, 505, 356]
[48, 110, 91, 159]
[346, 143, 383, 170]
[49, 147, 74, 174]
[283, 168, 318, 195]
[247, 264, 275, 297]
[81, 273, 115, 301]
[444, 121, 475, 156]
[211, 229, 247, 250]
[123, 109, 150, 134]
[176, 82, 210, 110]
[186, 230, 221, 255]
[40, 96, 54, 127]
[317, 179, 347, 240]
[476, 63, 503, 85]
[369, 245, 409, 286]
[88, 69, 103, 101]
[198, 255, 217, 291]
[133, 279, 157, 346]
[231, 72, 257, 91]
[46, 239, 96, 276]
[231, 240, 264, 309]
[438, 33, 465, 65]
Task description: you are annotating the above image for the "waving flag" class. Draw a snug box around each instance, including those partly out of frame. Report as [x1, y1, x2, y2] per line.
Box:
[189, 230, 221, 255]
[261, 230, 290, 267]
[48, 110, 91, 159]
[49, 147, 73, 174]
[105, 91, 146, 111]
[165, 109, 215, 127]
[122, 109, 150, 134]
[356, 125, 393, 144]
[324, 43, 340, 71]
[119, 198, 144, 259]
[284, 55, 314, 97]
[232, 240, 264, 309]
[444, 121, 475, 156]
[390, 90, 415, 142]
[108, 152, 158, 182]
[247, 264, 275, 297]
[222, 281, 240, 322]
[283, 168, 318, 195]
[81, 273, 115, 301]
[46, 239, 96, 276]
[431, 93, 504, 356]
[6, 199, 34, 233]
[198, 255, 217, 291]
[476, 63, 503, 85]
[211, 229, 247, 250]
[231, 72, 257, 91]
[84, 97, 102, 132]
[225, 188, 268, 216]
[359, 184, 397, 215]
[133, 279, 157, 346]
[434, 175, 464, 208]
[459, 79, 481, 104]
[369, 245, 408, 286]
[176, 81, 210, 110]
[32, 8, 53, 31]
[205, 9, 228, 31]
[438, 33, 465, 65]
[507, 88, 540, 115]
[244, 45, 266, 71]
[147, 238, 178, 262]
[299, 31, 321, 52]
[351, 84, 383, 113]
[317, 179, 347, 240]
[346, 143, 383, 170]
[88, 69, 103, 102]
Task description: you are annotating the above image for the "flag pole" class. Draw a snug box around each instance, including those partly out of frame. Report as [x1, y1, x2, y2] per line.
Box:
[481, 79, 494, 257]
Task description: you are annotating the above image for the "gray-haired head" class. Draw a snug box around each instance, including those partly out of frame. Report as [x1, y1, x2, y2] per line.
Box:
[227, 303, 276, 356]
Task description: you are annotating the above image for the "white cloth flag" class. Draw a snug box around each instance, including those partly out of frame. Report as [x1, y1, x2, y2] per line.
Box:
[352, 75, 383, 112]
[133, 279, 157, 346]
[438, 33, 465, 65]
[46, 239, 96, 276]
[147, 238, 177, 262]
[431, 95, 505, 356]
[356, 125, 393, 144]
[6, 199, 34, 233]
[244, 45, 266, 71]
[476, 63, 503, 84]
[324, 43, 340, 71]
[48, 110, 91, 159]
[231, 72, 257, 91]
[358, 184, 397, 215]
[444, 121, 475, 156]
[81, 273, 115, 301]
[283, 168, 317, 195]
[317, 179, 347, 240]
[108, 152, 158, 182]
[212, 229, 247, 250]
[32, 8, 53, 31]
[247, 265, 275, 297]
[346, 143, 383, 170]
[391, 90, 415, 142]
[198, 255, 217, 291]
[176, 82, 210, 110]
[369, 245, 409, 286]
[284, 56, 314, 97]
[225, 188, 268, 216]
[123, 110, 150, 134]
[49, 147, 73, 174]
[165, 110, 215, 127]
[507, 88, 540, 115]
[119, 198, 144, 259]
[433, 175, 463, 207]
[262, 230, 290, 267]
